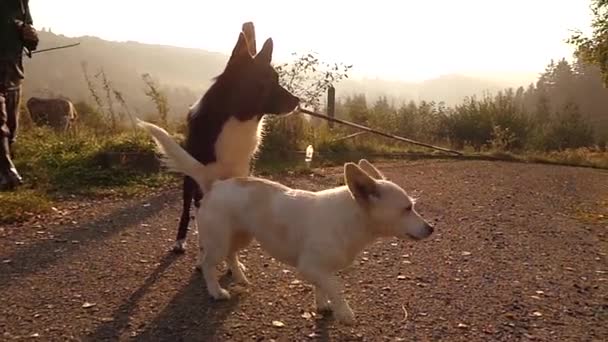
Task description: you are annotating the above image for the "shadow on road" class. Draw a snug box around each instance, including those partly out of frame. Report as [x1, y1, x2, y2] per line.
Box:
[313, 315, 335, 341]
[0, 190, 175, 289]
[83, 252, 182, 340]
[129, 270, 239, 341]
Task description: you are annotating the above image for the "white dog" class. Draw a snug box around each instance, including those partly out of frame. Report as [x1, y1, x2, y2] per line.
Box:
[138, 119, 434, 324]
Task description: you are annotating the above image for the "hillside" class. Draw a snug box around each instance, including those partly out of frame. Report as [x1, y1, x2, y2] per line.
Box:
[22, 31, 520, 118]
[23, 31, 230, 118]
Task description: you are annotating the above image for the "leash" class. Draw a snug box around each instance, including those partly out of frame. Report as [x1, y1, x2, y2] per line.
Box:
[297, 107, 463, 156]
[32, 43, 81, 55]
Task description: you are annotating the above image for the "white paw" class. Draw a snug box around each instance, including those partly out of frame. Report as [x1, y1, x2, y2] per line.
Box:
[315, 300, 332, 313]
[235, 275, 251, 286]
[210, 288, 231, 300]
[173, 240, 186, 253]
[334, 307, 355, 325]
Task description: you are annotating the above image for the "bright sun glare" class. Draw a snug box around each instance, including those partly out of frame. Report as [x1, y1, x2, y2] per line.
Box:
[31, 0, 592, 83]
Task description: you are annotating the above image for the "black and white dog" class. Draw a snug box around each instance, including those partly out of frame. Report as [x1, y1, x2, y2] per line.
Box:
[173, 22, 299, 252]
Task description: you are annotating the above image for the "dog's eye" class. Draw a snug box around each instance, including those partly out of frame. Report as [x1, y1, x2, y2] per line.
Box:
[402, 205, 412, 213]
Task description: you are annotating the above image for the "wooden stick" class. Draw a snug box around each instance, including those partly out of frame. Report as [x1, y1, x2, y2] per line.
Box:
[299, 108, 463, 156]
[330, 131, 368, 143]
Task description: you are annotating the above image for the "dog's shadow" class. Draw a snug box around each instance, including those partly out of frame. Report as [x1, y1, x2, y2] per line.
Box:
[85, 253, 239, 341]
[135, 271, 240, 341]
[312, 314, 335, 342]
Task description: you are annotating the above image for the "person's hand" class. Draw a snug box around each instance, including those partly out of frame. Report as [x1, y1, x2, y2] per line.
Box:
[21, 24, 38, 44]
[17, 23, 39, 52]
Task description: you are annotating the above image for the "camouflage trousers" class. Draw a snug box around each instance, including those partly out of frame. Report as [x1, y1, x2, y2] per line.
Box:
[0, 57, 23, 143]
[0, 85, 21, 143]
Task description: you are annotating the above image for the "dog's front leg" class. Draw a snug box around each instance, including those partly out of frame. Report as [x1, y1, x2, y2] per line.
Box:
[298, 266, 355, 324]
[314, 285, 331, 312]
[199, 243, 231, 300]
[201, 252, 230, 300]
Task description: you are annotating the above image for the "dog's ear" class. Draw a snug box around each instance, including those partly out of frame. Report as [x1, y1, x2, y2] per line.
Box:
[255, 38, 273, 64]
[241, 22, 257, 56]
[357, 159, 385, 180]
[345, 162, 380, 205]
[230, 32, 252, 61]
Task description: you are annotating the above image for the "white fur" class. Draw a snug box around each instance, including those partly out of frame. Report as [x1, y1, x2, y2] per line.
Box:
[172, 112, 264, 251]
[138, 120, 434, 325]
[213, 116, 264, 176]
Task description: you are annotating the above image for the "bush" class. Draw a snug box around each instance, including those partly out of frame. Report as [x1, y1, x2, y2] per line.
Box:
[12, 126, 164, 193]
[0, 190, 52, 223]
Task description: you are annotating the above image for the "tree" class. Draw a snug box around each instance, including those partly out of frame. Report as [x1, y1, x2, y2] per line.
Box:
[274, 52, 352, 111]
[259, 53, 352, 155]
[568, 0, 608, 86]
[547, 102, 594, 150]
[572, 59, 608, 141]
[344, 94, 369, 125]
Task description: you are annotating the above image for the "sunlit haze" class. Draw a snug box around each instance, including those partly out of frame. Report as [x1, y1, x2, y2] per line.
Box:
[31, 0, 592, 84]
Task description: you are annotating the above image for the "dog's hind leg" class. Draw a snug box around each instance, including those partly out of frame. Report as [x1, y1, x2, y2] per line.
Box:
[173, 176, 201, 253]
[198, 216, 231, 300]
[227, 253, 250, 285]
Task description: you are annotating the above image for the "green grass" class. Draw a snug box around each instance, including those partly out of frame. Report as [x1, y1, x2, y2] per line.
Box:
[0, 190, 52, 224]
[2, 126, 176, 223]
[524, 148, 608, 169]
[3, 124, 606, 225]
[473, 148, 608, 169]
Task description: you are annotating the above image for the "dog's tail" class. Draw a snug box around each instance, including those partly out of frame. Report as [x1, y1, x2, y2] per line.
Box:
[136, 119, 210, 191]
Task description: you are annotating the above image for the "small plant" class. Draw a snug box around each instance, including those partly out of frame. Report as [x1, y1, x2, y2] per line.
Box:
[142, 73, 170, 127]
[489, 125, 517, 152]
[96, 68, 119, 129]
[274, 52, 352, 111]
[260, 52, 352, 158]
[81, 61, 105, 119]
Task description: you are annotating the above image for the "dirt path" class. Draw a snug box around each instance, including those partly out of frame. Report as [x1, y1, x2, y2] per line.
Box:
[1, 160, 607, 341]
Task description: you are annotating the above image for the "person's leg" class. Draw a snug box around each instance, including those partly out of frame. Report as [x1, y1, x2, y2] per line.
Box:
[0, 92, 6, 185]
[6, 86, 21, 158]
[0, 87, 23, 190]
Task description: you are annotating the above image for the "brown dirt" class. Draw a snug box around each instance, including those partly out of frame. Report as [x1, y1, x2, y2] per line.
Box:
[1, 160, 607, 342]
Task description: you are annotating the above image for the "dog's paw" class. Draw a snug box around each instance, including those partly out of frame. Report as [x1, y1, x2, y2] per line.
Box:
[334, 307, 355, 325]
[235, 275, 251, 286]
[210, 288, 231, 300]
[172, 240, 186, 254]
[315, 300, 332, 313]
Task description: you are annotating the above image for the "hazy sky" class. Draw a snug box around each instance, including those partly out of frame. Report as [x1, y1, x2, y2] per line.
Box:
[31, 0, 593, 83]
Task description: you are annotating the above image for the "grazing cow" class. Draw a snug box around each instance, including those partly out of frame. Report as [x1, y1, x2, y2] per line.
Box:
[26, 97, 78, 132]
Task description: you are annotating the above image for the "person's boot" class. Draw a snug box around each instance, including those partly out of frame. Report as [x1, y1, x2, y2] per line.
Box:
[0, 137, 22, 190]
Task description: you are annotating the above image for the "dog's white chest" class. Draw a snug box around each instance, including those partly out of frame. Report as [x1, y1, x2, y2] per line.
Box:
[215, 116, 264, 172]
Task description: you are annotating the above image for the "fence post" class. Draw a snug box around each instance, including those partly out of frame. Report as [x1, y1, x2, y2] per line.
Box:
[327, 85, 335, 129]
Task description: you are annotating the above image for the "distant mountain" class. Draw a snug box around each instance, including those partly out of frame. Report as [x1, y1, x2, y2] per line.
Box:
[23, 31, 227, 118]
[22, 31, 523, 118]
[337, 74, 507, 106]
